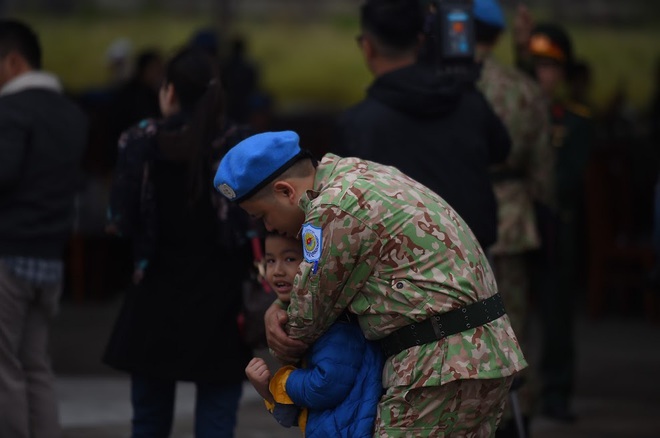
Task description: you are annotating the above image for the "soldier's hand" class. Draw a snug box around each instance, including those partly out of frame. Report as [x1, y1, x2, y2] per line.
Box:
[265, 302, 307, 363]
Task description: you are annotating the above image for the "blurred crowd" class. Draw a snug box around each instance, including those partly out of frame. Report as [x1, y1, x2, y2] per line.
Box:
[66, 28, 274, 300]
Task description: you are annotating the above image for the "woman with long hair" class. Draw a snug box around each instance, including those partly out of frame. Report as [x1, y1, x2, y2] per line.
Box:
[103, 46, 253, 438]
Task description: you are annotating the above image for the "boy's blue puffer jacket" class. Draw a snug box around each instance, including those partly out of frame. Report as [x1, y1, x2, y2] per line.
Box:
[285, 319, 384, 437]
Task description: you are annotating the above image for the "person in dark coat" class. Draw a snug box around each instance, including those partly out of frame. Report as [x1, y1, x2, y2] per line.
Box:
[0, 19, 87, 438]
[103, 47, 253, 438]
[337, 0, 510, 250]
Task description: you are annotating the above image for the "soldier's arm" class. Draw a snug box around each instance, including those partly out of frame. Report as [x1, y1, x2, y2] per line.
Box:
[286, 206, 379, 345]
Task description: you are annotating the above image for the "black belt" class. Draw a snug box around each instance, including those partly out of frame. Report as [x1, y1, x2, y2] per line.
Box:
[380, 293, 506, 358]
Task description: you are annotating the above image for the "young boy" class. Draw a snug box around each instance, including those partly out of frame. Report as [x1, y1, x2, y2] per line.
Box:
[245, 233, 384, 437]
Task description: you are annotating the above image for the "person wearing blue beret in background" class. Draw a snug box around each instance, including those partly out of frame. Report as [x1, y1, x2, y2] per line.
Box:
[473, 0, 555, 436]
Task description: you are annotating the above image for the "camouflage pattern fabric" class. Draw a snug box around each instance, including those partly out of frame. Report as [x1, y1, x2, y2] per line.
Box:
[375, 376, 514, 437]
[478, 55, 555, 255]
[284, 154, 526, 426]
[491, 254, 538, 418]
[478, 55, 552, 421]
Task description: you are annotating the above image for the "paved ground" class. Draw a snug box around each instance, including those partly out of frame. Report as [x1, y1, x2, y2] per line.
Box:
[51, 296, 660, 438]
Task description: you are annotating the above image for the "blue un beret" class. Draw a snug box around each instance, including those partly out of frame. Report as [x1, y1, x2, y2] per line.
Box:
[214, 130, 311, 202]
[473, 0, 506, 30]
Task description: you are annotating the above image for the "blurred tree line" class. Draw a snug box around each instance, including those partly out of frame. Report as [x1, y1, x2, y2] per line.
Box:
[0, 0, 354, 20]
[1, 0, 659, 25]
[504, 0, 660, 25]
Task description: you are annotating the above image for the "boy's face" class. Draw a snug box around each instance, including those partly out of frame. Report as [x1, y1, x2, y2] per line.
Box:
[264, 235, 302, 302]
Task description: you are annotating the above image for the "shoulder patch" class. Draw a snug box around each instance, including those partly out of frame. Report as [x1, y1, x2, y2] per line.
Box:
[302, 223, 322, 263]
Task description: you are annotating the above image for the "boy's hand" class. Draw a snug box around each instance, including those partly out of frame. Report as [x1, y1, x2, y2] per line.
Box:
[245, 357, 273, 403]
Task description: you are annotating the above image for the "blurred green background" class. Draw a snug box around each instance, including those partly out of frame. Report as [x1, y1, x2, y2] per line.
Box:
[10, 5, 660, 113]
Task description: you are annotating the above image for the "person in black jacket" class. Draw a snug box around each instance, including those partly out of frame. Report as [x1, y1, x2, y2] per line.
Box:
[338, 0, 510, 250]
[0, 20, 88, 438]
[103, 47, 253, 437]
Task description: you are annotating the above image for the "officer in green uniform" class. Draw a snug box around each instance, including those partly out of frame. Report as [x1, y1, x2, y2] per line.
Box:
[214, 130, 527, 437]
[515, 17, 593, 422]
[473, 0, 555, 434]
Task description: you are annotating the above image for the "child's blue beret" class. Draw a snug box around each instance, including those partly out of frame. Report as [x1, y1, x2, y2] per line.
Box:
[214, 130, 311, 202]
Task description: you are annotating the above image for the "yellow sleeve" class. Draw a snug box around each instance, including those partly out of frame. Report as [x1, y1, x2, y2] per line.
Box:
[299, 408, 308, 434]
[264, 398, 275, 413]
[269, 365, 297, 405]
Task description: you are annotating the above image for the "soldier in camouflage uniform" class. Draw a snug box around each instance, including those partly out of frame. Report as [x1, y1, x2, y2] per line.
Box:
[214, 130, 527, 437]
[473, 1, 555, 434]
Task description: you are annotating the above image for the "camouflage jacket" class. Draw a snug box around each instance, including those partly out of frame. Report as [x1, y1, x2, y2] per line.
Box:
[286, 154, 527, 390]
[478, 55, 555, 255]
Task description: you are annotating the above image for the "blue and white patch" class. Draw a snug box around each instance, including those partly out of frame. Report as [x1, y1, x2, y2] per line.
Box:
[302, 223, 322, 263]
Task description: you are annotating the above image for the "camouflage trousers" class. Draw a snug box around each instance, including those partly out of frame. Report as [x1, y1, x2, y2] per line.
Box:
[374, 376, 514, 437]
[491, 254, 538, 419]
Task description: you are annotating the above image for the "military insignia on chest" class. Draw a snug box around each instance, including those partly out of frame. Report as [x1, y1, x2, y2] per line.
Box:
[302, 223, 322, 263]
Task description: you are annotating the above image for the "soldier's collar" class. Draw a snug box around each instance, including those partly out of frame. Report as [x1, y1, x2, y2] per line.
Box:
[298, 153, 340, 211]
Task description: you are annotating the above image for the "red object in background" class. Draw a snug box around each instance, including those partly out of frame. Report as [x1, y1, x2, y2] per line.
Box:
[552, 103, 565, 120]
